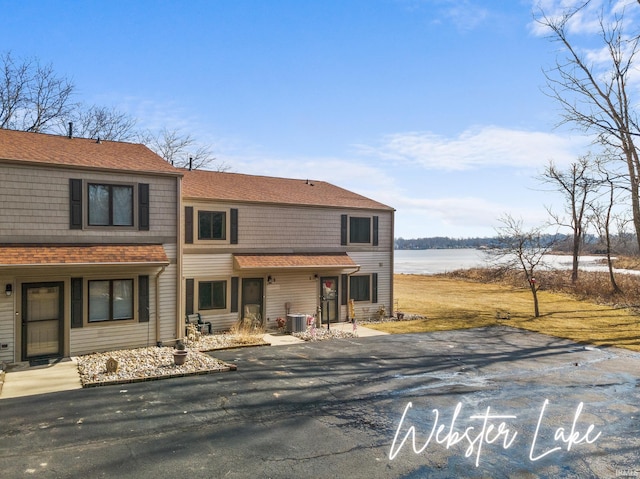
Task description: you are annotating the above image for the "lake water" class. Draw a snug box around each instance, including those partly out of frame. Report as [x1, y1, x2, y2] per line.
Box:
[393, 249, 624, 275]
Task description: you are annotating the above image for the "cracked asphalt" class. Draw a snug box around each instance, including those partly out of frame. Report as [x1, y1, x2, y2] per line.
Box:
[0, 326, 638, 478]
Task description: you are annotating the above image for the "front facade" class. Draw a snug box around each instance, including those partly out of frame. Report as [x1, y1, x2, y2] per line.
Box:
[181, 170, 395, 331]
[0, 129, 394, 365]
[0, 129, 182, 363]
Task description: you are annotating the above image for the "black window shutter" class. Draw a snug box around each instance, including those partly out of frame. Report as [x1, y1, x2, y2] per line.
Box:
[69, 179, 83, 229]
[185, 206, 193, 244]
[185, 278, 194, 315]
[71, 277, 83, 328]
[230, 208, 238, 244]
[230, 277, 239, 313]
[138, 183, 150, 231]
[341, 274, 348, 305]
[372, 273, 378, 304]
[373, 216, 379, 246]
[139, 275, 150, 322]
[340, 214, 348, 245]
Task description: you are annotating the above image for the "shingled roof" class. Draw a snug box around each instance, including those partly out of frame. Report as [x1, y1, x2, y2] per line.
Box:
[0, 128, 179, 175]
[0, 244, 169, 266]
[181, 169, 393, 211]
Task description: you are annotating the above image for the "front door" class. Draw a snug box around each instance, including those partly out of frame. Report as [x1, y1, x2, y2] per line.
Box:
[320, 277, 338, 324]
[22, 282, 64, 360]
[241, 278, 264, 328]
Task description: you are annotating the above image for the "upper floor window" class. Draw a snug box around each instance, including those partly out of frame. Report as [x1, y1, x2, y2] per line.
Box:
[71, 179, 148, 230]
[88, 184, 133, 226]
[198, 210, 226, 240]
[341, 214, 379, 246]
[350, 217, 371, 243]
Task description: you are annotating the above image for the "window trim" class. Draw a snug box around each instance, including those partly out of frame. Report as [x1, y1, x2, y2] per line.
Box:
[342, 214, 379, 246]
[349, 216, 372, 244]
[197, 209, 227, 241]
[349, 274, 371, 302]
[197, 280, 228, 311]
[88, 278, 135, 323]
[87, 182, 135, 228]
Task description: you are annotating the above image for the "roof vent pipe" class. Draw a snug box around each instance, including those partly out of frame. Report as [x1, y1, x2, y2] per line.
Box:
[189, 156, 193, 171]
[68, 122, 73, 139]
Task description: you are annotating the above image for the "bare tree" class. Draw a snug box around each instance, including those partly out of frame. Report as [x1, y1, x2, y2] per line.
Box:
[62, 105, 138, 141]
[0, 51, 75, 132]
[487, 215, 557, 317]
[588, 164, 625, 294]
[535, 1, 640, 252]
[1, 51, 226, 171]
[147, 127, 229, 171]
[539, 155, 599, 282]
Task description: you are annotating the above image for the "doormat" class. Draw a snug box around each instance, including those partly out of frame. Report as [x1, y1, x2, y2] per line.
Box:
[29, 357, 62, 367]
[29, 358, 50, 366]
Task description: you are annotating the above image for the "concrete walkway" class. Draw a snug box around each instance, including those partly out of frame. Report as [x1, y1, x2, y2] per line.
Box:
[0, 323, 386, 399]
[1, 358, 82, 399]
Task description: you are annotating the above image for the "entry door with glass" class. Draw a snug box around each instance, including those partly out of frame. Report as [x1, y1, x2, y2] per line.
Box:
[22, 282, 64, 360]
[241, 278, 264, 328]
[320, 277, 338, 324]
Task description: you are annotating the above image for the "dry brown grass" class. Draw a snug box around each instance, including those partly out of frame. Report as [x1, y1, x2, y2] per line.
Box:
[228, 320, 266, 345]
[365, 274, 640, 352]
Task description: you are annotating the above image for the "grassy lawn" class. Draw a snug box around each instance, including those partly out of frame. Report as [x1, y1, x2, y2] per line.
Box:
[365, 274, 640, 352]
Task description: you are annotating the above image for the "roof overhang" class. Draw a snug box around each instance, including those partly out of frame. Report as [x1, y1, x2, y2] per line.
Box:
[0, 244, 169, 268]
[233, 253, 359, 271]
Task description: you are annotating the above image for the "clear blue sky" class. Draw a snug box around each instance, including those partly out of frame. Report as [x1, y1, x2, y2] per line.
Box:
[1, 0, 597, 238]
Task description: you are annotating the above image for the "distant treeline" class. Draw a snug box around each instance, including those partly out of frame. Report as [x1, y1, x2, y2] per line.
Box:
[395, 234, 639, 255]
[395, 237, 500, 250]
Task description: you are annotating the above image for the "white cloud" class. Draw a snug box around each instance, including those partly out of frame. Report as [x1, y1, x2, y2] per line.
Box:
[219, 152, 394, 192]
[401, 0, 491, 31]
[353, 126, 589, 171]
[530, 0, 640, 36]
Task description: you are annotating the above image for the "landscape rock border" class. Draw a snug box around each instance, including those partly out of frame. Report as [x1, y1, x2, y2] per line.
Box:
[77, 347, 237, 388]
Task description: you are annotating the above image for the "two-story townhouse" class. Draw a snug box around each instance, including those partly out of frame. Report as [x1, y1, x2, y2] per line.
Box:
[181, 169, 395, 332]
[0, 129, 182, 364]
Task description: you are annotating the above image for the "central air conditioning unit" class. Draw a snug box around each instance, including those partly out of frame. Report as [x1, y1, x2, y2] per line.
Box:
[285, 314, 306, 333]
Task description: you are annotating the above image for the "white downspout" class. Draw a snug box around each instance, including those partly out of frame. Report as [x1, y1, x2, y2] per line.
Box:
[155, 266, 166, 346]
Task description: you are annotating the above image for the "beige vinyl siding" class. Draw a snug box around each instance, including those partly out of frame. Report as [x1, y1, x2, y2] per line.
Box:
[158, 261, 178, 342]
[263, 272, 318, 328]
[182, 200, 393, 331]
[0, 164, 177, 243]
[345, 251, 393, 321]
[70, 320, 158, 356]
[184, 202, 393, 251]
[69, 272, 159, 355]
[183, 253, 234, 276]
[0, 288, 15, 362]
[183, 253, 236, 331]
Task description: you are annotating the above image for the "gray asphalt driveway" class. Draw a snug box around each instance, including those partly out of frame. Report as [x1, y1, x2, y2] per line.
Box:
[0, 326, 638, 478]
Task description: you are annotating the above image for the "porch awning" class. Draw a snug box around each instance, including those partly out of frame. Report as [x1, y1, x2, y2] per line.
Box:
[0, 244, 169, 267]
[233, 253, 359, 271]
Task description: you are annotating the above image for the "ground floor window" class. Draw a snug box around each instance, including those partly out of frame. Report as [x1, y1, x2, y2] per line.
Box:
[198, 280, 227, 310]
[88, 279, 134, 322]
[350, 275, 371, 302]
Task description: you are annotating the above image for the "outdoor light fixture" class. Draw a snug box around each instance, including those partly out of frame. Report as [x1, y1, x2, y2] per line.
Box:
[5, 284, 12, 296]
[268, 275, 275, 284]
